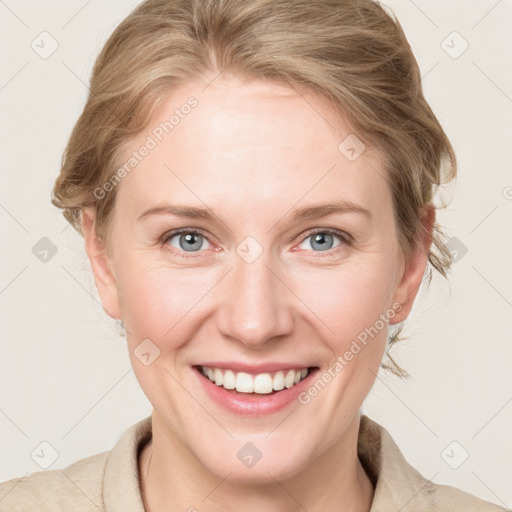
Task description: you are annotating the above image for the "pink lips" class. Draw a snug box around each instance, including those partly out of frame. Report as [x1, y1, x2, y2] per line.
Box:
[192, 364, 319, 415]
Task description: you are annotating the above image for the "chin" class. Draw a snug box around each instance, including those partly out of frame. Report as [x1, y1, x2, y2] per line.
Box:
[200, 448, 310, 484]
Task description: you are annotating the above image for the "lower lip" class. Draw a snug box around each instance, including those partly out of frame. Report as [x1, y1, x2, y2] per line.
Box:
[193, 366, 319, 415]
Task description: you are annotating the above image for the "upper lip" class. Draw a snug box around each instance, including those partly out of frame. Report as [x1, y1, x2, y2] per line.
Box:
[195, 362, 316, 374]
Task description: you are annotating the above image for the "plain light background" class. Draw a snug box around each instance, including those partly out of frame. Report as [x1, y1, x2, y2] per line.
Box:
[1, 0, 511, 507]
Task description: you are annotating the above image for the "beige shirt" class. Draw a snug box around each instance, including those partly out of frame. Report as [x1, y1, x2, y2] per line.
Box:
[0, 415, 507, 511]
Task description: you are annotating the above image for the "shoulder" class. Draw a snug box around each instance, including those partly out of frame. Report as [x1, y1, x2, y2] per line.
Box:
[358, 415, 510, 512]
[0, 415, 152, 512]
[0, 450, 109, 512]
[421, 480, 510, 512]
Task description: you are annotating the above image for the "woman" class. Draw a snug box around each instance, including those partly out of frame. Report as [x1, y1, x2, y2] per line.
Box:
[0, 0, 507, 510]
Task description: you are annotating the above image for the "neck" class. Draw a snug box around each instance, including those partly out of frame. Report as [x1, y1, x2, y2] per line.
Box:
[139, 411, 374, 512]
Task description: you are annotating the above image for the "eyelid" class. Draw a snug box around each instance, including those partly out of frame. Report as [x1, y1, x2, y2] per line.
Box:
[298, 227, 352, 244]
[161, 227, 211, 242]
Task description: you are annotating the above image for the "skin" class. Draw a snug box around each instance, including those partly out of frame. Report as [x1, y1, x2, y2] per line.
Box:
[81, 75, 434, 512]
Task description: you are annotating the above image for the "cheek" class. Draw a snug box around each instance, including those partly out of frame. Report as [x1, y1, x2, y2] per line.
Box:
[291, 256, 397, 349]
[118, 261, 218, 347]
[118, 264, 217, 410]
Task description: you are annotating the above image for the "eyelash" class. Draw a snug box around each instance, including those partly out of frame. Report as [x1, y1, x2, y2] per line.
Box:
[160, 227, 351, 259]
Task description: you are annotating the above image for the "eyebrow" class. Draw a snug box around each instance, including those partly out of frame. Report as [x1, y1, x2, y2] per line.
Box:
[137, 200, 371, 224]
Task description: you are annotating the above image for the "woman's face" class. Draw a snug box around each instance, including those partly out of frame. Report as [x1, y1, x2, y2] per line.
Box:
[84, 76, 431, 482]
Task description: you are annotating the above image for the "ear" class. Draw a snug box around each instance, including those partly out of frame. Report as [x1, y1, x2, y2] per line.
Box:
[389, 205, 435, 325]
[81, 207, 122, 320]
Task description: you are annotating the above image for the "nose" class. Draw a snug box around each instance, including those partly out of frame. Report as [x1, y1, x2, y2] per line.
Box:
[216, 250, 294, 350]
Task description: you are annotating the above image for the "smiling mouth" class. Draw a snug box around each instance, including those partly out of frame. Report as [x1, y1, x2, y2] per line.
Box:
[194, 365, 318, 395]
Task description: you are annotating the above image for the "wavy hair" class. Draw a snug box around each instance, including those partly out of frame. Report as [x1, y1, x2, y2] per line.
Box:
[52, 0, 457, 376]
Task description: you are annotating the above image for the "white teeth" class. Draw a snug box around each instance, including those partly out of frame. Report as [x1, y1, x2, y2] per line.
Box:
[284, 370, 295, 389]
[223, 370, 236, 390]
[254, 373, 273, 394]
[214, 368, 223, 386]
[199, 366, 310, 394]
[273, 371, 285, 391]
[236, 372, 253, 393]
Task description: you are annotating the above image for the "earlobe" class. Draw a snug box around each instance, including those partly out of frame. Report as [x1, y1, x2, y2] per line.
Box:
[389, 206, 435, 325]
[81, 207, 122, 320]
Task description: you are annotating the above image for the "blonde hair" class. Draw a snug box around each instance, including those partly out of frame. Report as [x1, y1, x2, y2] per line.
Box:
[52, 0, 457, 377]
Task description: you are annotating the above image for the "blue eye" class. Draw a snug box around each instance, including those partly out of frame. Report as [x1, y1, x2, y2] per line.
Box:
[163, 230, 211, 255]
[298, 229, 347, 252]
[160, 227, 350, 259]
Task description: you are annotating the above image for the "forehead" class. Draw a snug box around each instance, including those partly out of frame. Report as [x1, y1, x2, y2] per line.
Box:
[114, 77, 390, 221]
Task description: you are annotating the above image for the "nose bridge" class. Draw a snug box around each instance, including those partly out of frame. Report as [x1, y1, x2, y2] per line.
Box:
[217, 247, 294, 348]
